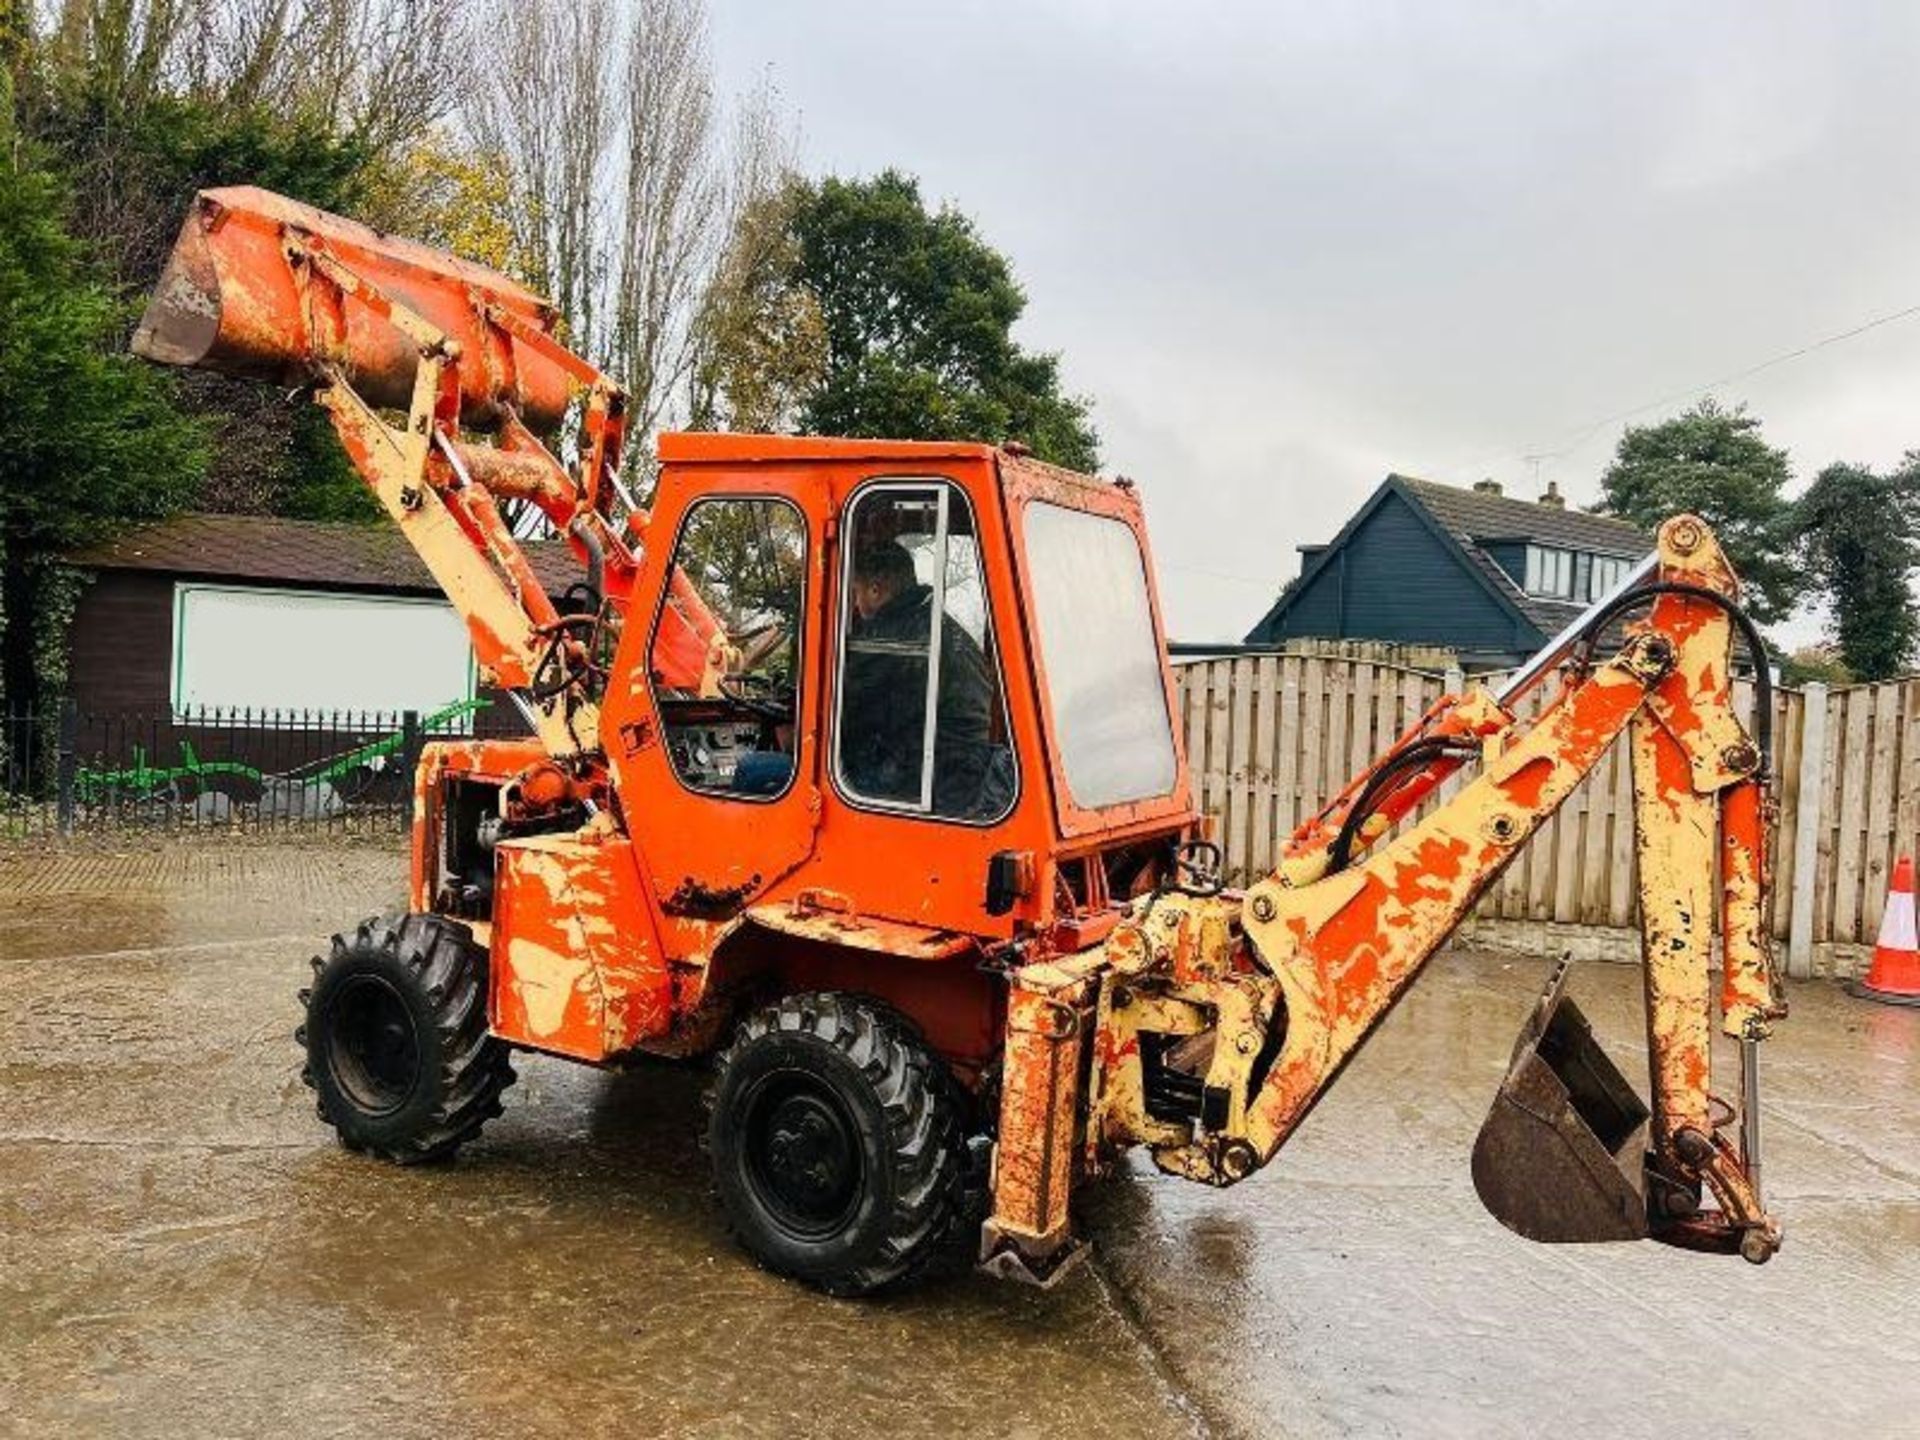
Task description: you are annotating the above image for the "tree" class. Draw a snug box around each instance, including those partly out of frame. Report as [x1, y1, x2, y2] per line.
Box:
[353, 127, 526, 275]
[10, 1, 441, 527]
[17, 0, 463, 286]
[691, 181, 826, 434]
[1793, 460, 1920, 681]
[1778, 644, 1854, 688]
[0, 131, 207, 713]
[783, 171, 1098, 470]
[1596, 398, 1799, 624]
[469, 0, 616, 356]
[473, 0, 789, 484]
[606, 0, 722, 441]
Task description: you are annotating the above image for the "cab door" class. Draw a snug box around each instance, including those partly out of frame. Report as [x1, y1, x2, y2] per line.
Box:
[793, 469, 1053, 939]
[601, 468, 826, 923]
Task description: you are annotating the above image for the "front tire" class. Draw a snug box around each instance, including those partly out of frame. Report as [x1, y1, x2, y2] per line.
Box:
[298, 913, 514, 1163]
[706, 993, 973, 1295]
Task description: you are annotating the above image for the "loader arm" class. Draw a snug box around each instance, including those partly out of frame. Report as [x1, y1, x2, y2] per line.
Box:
[131, 187, 736, 760]
[984, 513, 1787, 1283]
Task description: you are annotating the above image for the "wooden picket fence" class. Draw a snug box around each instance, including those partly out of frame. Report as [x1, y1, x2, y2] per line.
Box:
[1174, 656, 1918, 979]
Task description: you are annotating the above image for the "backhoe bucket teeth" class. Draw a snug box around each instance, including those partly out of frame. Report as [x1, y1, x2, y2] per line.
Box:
[1472, 958, 1651, 1244]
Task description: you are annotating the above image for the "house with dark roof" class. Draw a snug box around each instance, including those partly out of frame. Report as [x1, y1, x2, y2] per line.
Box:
[1245, 475, 1652, 670]
[64, 514, 578, 720]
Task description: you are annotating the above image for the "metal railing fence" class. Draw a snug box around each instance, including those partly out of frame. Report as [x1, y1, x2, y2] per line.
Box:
[1, 699, 529, 839]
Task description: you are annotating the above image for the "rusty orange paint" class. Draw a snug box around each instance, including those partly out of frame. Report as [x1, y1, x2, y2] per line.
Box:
[134, 187, 577, 427]
[983, 974, 1094, 1273]
[1046, 516, 1782, 1266]
[490, 831, 670, 1060]
[1719, 778, 1785, 1035]
[135, 186, 1787, 1282]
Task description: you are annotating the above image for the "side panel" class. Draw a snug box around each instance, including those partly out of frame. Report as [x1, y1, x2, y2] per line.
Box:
[490, 833, 670, 1060]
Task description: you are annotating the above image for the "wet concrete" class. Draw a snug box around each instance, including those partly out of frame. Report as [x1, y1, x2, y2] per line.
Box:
[1085, 956, 1920, 1438]
[3, 843, 1917, 1438]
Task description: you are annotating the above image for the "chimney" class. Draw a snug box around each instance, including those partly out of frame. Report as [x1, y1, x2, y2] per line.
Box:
[1537, 479, 1566, 509]
[1472, 477, 1503, 496]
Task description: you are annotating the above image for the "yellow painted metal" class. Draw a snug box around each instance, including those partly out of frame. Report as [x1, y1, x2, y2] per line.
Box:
[989, 513, 1785, 1269]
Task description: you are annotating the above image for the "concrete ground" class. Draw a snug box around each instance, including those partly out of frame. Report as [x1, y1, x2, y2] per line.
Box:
[2, 843, 1916, 1439]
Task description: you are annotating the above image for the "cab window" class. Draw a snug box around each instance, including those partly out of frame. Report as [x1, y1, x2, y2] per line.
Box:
[835, 481, 1016, 822]
[649, 496, 805, 799]
[1022, 501, 1177, 808]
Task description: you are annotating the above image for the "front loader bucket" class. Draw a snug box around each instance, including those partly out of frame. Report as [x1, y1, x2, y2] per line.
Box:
[1472, 958, 1651, 1244]
[133, 186, 576, 430]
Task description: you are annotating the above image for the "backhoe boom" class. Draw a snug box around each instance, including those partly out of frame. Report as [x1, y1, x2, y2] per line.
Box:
[985, 513, 1787, 1282]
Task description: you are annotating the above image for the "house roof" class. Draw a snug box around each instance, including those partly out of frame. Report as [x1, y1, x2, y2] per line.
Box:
[1246, 473, 1654, 651]
[68, 514, 583, 596]
[1395, 477, 1648, 556]
[1392, 476, 1651, 636]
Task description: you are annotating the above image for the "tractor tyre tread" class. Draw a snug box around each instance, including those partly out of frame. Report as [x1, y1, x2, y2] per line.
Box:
[706, 992, 975, 1296]
[300, 911, 513, 1165]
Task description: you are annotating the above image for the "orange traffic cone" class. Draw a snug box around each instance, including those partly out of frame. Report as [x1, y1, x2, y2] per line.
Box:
[1854, 854, 1920, 1006]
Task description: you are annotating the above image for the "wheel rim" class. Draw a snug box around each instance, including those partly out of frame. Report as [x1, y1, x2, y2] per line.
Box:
[326, 974, 422, 1116]
[741, 1070, 864, 1241]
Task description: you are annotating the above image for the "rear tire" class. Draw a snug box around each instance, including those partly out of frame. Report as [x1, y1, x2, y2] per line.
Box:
[298, 913, 514, 1164]
[706, 993, 974, 1296]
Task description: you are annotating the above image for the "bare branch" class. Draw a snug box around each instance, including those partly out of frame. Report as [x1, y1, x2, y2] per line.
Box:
[468, 0, 615, 354]
[605, 0, 720, 440]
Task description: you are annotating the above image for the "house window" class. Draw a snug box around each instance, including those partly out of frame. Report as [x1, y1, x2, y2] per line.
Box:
[1588, 554, 1630, 600]
[1524, 545, 1574, 599]
[1523, 547, 1633, 602]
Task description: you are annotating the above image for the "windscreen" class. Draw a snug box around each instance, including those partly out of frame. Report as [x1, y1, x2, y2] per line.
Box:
[1023, 502, 1178, 809]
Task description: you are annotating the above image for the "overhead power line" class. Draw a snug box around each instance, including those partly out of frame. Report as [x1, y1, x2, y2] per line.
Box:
[1448, 297, 1920, 478]
[1162, 298, 1920, 601]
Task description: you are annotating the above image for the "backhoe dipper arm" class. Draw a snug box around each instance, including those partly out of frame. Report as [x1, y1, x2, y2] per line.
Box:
[984, 514, 1785, 1283]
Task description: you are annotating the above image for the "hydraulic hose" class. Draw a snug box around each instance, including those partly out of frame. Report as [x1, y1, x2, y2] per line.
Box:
[1326, 583, 1772, 876]
[1569, 582, 1773, 770]
[567, 515, 606, 613]
[1325, 738, 1478, 874]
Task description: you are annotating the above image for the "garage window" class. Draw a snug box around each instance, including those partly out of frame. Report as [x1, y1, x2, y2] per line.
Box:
[171, 584, 476, 722]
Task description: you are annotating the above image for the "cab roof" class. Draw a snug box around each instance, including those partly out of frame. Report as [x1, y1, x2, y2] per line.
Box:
[657, 432, 1007, 467]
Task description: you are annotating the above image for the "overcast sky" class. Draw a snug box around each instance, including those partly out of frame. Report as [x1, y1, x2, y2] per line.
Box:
[710, 2, 1920, 644]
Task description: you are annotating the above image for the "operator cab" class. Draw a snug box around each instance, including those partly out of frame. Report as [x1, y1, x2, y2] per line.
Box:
[607, 436, 1195, 941]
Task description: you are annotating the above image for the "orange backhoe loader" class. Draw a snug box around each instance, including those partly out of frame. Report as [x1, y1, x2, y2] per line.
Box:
[135, 187, 1787, 1293]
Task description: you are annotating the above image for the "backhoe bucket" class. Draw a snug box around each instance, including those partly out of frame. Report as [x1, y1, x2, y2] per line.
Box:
[1472, 958, 1650, 1244]
[133, 186, 576, 430]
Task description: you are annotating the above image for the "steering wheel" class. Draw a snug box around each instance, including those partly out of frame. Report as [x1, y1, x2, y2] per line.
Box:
[1171, 839, 1226, 897]
[716, 670, 795, 723]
